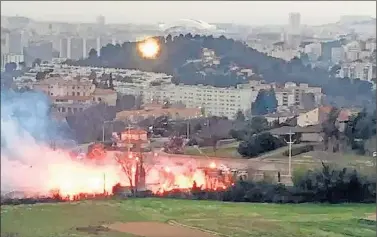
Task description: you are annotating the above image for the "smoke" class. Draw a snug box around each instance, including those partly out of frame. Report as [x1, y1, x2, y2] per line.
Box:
[0, 89, 220, 197]
[0, 89, 122, 195]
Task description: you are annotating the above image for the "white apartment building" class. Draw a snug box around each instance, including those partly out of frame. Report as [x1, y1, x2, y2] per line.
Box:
[1, 53, 24, 70]
[304, 43, 322, 61]
[343, 41, 362, 62]
[122, 81, 270, 118]
[331, 47, 345, 64]
[142, 83, 265, 118]
[365, 38, 376, 52]
[274, 82, 323, 108]
[337, 62, 376, 82]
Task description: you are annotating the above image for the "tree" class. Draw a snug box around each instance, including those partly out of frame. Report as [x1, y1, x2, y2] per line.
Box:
[36, 71, 48, 80]
[238, 132, 285, 158]
[322, 107, 340, 151]
[108, 73, 114, 90]
[88, 48, 98, 58]
[235, 110, 245, 122]
[193, 123, 202, 132]
[115, 152, 137, 193]
[344, 109, 376, 154]
[5, 62, 17, 73]
[251, 89, 278, 115]
[249, 116, 269, 134]
[32, 58, 42, 68]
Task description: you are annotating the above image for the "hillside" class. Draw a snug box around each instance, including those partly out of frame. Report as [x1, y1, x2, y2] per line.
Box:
[69, 35, 374, 107]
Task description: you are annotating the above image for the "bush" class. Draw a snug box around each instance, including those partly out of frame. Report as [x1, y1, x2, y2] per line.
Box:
[292, 167, 308, 187]
[156, 164, 376, 204]
[282, 144, 313, 156]
[238, 132, 285, 158]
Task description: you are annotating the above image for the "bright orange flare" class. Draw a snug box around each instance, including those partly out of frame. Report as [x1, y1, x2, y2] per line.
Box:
[137, 38, 160, 59]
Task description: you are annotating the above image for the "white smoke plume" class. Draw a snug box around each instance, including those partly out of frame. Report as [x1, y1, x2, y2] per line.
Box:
[0, 89, 123, 196]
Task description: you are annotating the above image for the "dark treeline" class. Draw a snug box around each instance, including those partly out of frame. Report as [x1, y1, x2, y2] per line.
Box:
[67, 34, 374, 106]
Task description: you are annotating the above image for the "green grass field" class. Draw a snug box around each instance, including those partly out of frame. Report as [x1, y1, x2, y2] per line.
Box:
[184, 146, 242, 158]
[1, 198, 375, 237]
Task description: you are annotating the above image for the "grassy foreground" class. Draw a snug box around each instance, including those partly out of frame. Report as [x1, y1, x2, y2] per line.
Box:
[1, 198, 375, 237]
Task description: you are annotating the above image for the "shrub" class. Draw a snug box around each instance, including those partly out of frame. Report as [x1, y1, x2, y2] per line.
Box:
[238, 132, 285, 158]
[282, 144, 313, 156]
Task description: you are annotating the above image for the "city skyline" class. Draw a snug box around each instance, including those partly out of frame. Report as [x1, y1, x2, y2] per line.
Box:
[1, 1, 376, 26]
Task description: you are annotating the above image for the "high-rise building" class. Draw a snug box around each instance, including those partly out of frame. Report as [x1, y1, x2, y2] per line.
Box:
[69, 37, 84, 60]
[97, 36, 113, 56]
[5, 31, 23, 54]
[59, 38, 69, 58]
[288, 12, 301, 35]
[23, 41, 53, 66]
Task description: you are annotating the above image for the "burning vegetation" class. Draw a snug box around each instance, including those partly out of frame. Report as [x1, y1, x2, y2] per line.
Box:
[2, 142, 237, 203]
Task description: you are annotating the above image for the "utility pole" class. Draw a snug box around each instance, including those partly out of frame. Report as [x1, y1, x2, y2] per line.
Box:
[284, 129, 296, 177]
[126, 124, 132, 155]
[186, 120, 190, 139]
[102, 120, 113, 143]
[103, 173, 106, 195]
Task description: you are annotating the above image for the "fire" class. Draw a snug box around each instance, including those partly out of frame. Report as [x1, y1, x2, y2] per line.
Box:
[137, 38, 160, 59]
[209, 162, 216, 169]
[2, 144, 233, 200]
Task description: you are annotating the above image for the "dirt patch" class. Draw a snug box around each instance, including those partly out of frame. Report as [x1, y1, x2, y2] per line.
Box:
[76, 225, 110, 235]
[107, 222, 216, 237]
[365, 213, 376, 221]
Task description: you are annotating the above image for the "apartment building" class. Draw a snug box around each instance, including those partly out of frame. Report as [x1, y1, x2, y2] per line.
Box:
[116, 103, 201, 122]
[304, 42, 322, 61]
[52, 95, 94, 115]
[337, 61, 376, 82]
[33, 77, 95, 97]
[32, 77, 117, 116]
[59, 38, 69, 58]
[138, 81, 271, 118]
[23, 41, 53, 66]
[69, 37, 84, 60]
[1, 53, 24, 70]
[274, 82, 323, 109]
[330, 47, 345, 64]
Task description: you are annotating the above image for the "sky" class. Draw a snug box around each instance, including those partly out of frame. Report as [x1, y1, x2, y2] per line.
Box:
[1, 1, 376, 25]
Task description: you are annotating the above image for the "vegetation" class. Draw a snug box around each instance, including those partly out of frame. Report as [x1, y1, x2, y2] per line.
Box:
[238, 132, 285, 158]
[322, 107, 376, 155]
[251, 88, 278, 115]
[1, 198, 375, 237]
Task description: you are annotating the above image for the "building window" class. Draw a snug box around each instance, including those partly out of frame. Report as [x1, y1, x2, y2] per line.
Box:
[72, 92, 75, 96]
[77, 92, 80, 96]
[62, 107, 66, 112]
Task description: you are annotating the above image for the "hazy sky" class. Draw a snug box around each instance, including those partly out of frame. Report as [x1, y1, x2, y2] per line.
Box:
[1, 1, 376, 25]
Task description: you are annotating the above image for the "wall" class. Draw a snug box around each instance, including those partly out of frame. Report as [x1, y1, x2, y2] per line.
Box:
[297, 108, 319, 127]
